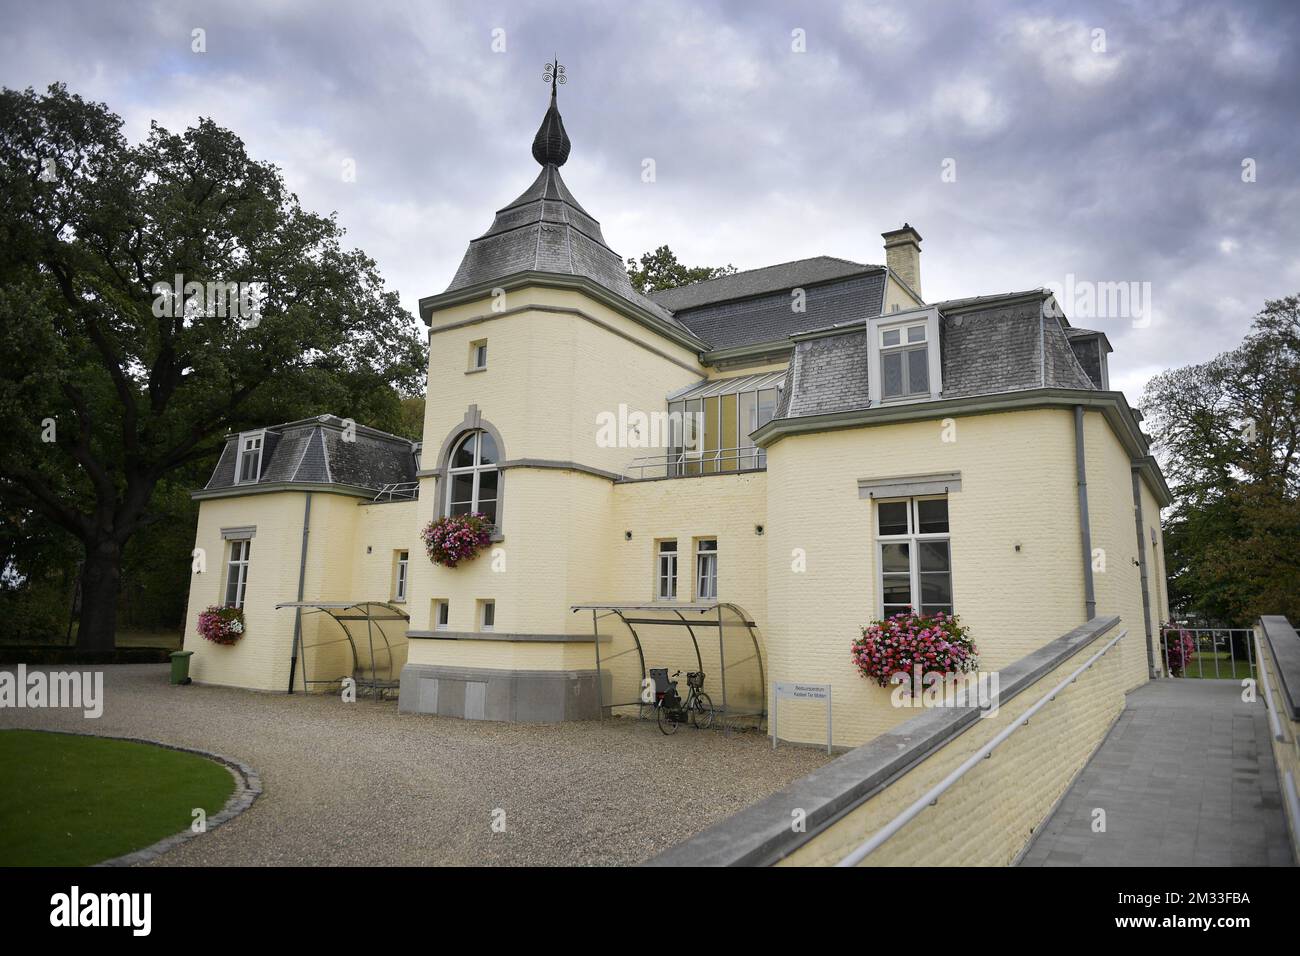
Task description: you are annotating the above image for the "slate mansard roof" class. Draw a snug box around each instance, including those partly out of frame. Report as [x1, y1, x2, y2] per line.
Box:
[199, 415, 417, 497]
[776, 291, 1104, 422]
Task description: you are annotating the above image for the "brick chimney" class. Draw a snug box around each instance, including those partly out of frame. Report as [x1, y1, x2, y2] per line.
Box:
[881, 224, 923, 300]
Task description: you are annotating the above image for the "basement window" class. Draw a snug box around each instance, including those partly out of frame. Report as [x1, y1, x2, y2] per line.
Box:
[235, 430, 265, 484]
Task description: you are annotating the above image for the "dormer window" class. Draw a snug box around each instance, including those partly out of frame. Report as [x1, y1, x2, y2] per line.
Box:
[867, 307, 943, 405]
[880, 323, 929, 399]
[235, 431, 265, 484]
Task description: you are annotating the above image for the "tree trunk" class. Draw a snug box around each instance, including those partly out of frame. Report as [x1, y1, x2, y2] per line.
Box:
[76, 539, 121, 651]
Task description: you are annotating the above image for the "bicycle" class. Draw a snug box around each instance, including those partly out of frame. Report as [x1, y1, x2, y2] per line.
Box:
[650, 668, 715, 734]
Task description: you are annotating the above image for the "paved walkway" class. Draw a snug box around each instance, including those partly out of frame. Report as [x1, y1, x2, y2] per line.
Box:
[0, 664, 828, 866]
[1020, 680, 1293, 866]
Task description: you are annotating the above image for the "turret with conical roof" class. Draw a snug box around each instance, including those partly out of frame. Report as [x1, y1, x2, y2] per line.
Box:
[440, 61, 687, 334]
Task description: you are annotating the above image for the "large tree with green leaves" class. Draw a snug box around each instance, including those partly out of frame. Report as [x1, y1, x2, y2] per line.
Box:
[0, 84, 425, 649]
[1141, 295, 1300, 623]
[626, 245, 736, 294]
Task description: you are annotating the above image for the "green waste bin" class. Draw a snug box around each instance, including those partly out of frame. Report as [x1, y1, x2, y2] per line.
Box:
[169, 650, 194, 685]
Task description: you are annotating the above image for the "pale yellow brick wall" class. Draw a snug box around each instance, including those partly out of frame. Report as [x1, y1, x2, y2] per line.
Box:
[1083, 411, 1153, 691]
[1255, 627, 1300, 864]
[780, 625, 1130, 866]
[763, 408, 1088, 747]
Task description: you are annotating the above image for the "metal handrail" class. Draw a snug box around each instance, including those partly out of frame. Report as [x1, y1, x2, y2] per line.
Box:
[1160, 626, 1255, 679]
[1254, 630, 1286, 743]
[621, 445, 766, 480]
[373, 481, 418, 502]
[835, 627, 1128, 867]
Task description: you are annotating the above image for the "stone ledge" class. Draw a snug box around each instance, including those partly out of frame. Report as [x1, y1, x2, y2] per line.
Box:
[644, 615, 1121, 867]
[1259, 616, 1300, 720]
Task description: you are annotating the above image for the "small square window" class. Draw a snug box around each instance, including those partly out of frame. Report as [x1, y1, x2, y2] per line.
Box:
[878, 501, 910, 536]
[907, 324, 926, 343]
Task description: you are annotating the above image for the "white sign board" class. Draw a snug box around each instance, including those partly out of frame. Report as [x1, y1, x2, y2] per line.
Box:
[772, 681, 832, 754]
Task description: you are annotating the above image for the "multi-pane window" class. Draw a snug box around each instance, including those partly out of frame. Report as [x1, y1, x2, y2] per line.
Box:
[876, 496, 952, 618]
[657, 540, 678, 600]
[696, 539, 718, 600]
[225, 539, 252, 609]
[447, 430, 499, 525]
[880, 322, 929, 400]
[667, 385, 779, 475]
[394, 551, 409, 602]
[480, 600, 495, 632]
[236, 431, 264, 484]
[434, 599, 449, 631]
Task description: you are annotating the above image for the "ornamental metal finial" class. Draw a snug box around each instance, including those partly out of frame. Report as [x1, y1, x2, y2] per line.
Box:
[543, 57, 566, 95]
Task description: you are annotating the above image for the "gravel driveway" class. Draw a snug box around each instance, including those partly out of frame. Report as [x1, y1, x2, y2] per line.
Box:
[0, 665, 829, 865]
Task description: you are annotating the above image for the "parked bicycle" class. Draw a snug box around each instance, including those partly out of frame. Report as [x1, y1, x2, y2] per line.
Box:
[649, 668, 715, 734]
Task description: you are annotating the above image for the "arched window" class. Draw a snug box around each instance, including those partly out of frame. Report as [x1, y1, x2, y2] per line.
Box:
[446, 430, 499, 525]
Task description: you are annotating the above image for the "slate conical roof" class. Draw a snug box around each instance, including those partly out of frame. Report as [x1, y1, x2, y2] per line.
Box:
[444, 84, 682, 329]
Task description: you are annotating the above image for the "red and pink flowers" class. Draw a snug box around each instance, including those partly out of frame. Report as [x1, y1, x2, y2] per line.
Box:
[1161, 624, 1196, 676]
[197, 605, 245, 645]
[851, 610, 978, 688]
[421, 513, 493, 567]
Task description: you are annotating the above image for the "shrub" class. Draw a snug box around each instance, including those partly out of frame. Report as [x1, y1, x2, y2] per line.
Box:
[1161, 623, 1196, 676]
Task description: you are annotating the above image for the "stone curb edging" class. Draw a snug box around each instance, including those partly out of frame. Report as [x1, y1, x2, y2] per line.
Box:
[22, 729, 262, 867]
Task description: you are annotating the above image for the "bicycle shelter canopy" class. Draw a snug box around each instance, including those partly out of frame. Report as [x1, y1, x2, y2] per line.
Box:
[276, 601, 409, 695]
[569, 602, 766, 728]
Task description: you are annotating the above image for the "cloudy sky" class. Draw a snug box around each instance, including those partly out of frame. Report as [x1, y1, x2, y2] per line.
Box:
[3, 0, 1297, 401]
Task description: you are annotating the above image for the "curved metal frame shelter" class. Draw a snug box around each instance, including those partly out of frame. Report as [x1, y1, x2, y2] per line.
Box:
[276, 601, 409, 695]
[570, 602, 766, 729]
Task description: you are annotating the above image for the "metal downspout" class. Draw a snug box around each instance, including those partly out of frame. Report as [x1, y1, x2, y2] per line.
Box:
[1074, 406, 1097, 621]
[1131, 469, 1157, 677]
[287, 492, 313, 693]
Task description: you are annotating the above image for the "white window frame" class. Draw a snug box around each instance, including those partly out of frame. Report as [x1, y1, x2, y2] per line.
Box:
[434, 599, 449, 631]
[480, 599, 495, 632]
[657, 540, 678, 601]
[696, 539, 718, 600]
[867, 306, 942, 405]
[235, 430, 265, 484]
[394, 550, 409, 602]
[445, 430, 499, 526]
[225, 538, 252, 609]
[875, 495, 953, 619]
[469, 339, 488, 371]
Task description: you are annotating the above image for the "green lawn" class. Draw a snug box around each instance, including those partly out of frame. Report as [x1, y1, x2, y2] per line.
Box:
[1179, 652, 1256, 680]
[0, 730, 234, 866]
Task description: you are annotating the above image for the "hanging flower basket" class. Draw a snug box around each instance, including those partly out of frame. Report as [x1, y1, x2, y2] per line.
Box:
[851, 610, 978, 689]
[197, 605, 246, 645]
[421, 513, 493, 567]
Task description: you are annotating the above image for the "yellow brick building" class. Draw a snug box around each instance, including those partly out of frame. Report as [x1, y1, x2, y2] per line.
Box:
[181, 82, 1171, 747]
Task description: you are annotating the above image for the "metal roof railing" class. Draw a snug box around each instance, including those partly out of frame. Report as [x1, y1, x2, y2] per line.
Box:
[621, 446, 766, 481]
[372, 482, 419, 502]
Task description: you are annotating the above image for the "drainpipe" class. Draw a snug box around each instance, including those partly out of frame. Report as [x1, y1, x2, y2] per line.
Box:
[1074, 406, 1096, 621]
[287, 492, 313, 693]
[1131, 469, 1157, 677]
